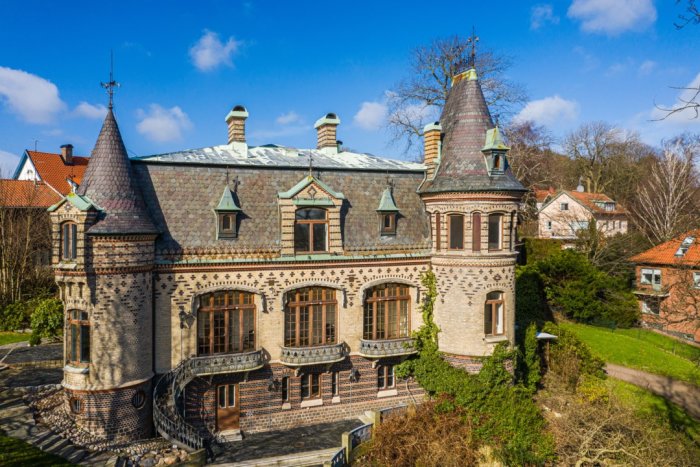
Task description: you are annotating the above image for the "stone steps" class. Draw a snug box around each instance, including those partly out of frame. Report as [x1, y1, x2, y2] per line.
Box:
[210, 447, 340, 467]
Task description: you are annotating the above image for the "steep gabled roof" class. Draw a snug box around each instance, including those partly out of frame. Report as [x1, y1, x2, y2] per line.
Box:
[19, 151, 89, 195]
[418, 68, 525, 194]
[630, 230, 700, 266]
[77, 108, 157, 235]
[0, 180, 60, 208]
[539, 190, 626, 215]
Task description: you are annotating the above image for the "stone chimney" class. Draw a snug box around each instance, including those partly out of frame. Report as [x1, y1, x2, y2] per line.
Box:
[60, 144, 73, 165]
[314, 113, 341, 154]
[423, 122, 442, 179]
[225, 105, 249, 146]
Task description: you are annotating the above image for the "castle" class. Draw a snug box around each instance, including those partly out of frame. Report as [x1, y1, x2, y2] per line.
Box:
[48, 64, 525, 447]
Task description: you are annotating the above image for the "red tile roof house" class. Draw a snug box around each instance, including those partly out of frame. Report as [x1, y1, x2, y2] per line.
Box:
[536, 186, 628, 241]
[630, 231, 700, 342]
[11, 144, 89, 200]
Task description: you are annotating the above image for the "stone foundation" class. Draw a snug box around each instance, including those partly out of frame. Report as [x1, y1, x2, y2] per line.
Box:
[64, 379, 153, 441]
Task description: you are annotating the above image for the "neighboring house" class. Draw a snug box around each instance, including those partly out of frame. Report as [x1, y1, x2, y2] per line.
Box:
[12, 144, 88, 196]
[533, 187, 555, 211]
[537, 187, 628, 240]
[49, 64, 526, 445]
[630, 231, 700, 342]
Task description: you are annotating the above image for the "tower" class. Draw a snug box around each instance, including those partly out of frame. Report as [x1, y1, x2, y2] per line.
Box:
[49, 93, 158, 439]
[419, 60, 525, 368]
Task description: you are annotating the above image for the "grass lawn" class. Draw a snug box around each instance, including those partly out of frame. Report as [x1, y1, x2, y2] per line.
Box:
[608, 378, 700, 445]
[0, 430, 72, 466]
[561, 321, 700, 385]
[0, 331, 30, 346]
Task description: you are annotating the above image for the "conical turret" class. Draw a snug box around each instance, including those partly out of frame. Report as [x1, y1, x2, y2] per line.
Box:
[78, 109, 157, 234]
[419, 68, 524, 194]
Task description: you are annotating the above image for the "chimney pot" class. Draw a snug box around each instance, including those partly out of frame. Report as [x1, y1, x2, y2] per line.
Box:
[314, 113, 341, 153]
[423, 122, 442, 179]
[225, 105, 249, 146]
[60, 144, 73, 165]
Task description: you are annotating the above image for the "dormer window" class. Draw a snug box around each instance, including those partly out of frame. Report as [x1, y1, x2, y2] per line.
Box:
[481, 127, 509, 176]
[675, 236, 695, 257]
[295, 208, 328, 253]
[214, 184, 241, 240]
[376, 185, 399, 236]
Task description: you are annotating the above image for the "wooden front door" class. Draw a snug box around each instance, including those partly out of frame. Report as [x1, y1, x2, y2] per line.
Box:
[216, 383, 240, 430]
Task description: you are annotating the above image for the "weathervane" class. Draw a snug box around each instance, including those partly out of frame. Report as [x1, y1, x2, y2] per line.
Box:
[468, 27, 479, 68]
[101, 50, 120, 109]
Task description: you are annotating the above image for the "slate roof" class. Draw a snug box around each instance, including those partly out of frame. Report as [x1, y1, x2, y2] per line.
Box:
[77, 109, 157, 235]
[19, 151, 89, 195]
[134, 145, 424, 172]
[419, 69, 525, 194]
[0, 180, 60, 208]
[132, 162, 430, 255]
[630, 230, 700, 266]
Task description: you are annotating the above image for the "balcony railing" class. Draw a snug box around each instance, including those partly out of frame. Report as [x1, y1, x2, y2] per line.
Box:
[359, 337, 417, 358]
[188, 350, 265, 377]
[280, 342, 346, 366]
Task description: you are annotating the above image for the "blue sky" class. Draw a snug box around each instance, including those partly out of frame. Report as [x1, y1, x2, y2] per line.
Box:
[1, 0, 699, 174]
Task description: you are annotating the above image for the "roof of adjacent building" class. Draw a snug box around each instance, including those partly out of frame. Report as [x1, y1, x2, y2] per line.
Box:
[534, 187, 556, 203]
[630, 230, 700, 266]
[540, 190, 627, 215]
[77, 108, 157, 235]
[418, 68, 525, 194]
[135, 145, 424, 172]
[16, 151, 89, 195]
[0, 180, 61, 208]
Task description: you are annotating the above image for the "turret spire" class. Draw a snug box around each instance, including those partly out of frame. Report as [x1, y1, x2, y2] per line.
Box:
[100, 51, 120, 110]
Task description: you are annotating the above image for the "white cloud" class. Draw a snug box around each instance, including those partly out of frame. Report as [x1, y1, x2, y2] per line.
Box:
[568, 0, 656, 35]
[638, 60, 657, 75]
[354, 101, 388, 130]
[514, 95, 579, 126]
[73, 101, 107, 119]
[0, 66, 65, 124]
[531, 4, 560, 30]
[189, 30, 241, 71]
[0, 149, 20, 177]
[276, 111, 302, 125]
[136, 104, 192, 142]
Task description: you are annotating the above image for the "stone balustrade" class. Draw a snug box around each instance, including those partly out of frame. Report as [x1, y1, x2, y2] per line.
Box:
[359, 337, 417, 358]
[280, 343, 346, 366]
[187, 350, 266, 377]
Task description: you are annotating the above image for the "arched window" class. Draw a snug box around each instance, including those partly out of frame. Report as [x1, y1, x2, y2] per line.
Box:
[488, 213, 503, 251]
[472, 212, 481, 252]
[484, 291, 505, 336]
[61, 222, 77, 260]
[197, 291, 255, 355]
[363, 283, 410, 340]
[448, 214, 464, 250]
[68, 310, 90, 364]
[294, 208, 327, 253]
[284, 287, 337, 347]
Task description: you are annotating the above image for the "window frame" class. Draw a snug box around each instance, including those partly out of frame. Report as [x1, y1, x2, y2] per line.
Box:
[67, 309, 90, 365]
[640, 268, 662, 286]
[363, 283, 411, 340]
[61, 222, 78, 261]
[218, 212, 237, 239]
[300, 373, 321, 400]
[217, 384, 237, 409]
[331, 371, 340, 397]
[281, 376, 290, 402]
[284, 287, 337, 347]
[447, 213, 464, 250]
[294, 208, 328, 254]
[484, 291, 505, 336]
[380, 212, 397, 236]
[693, 271, 700, 289]
[472, 212, 481, 252]
[487, 213, 503, 251]
[377, 364, 395, 390]
[197, 291, 256, 356]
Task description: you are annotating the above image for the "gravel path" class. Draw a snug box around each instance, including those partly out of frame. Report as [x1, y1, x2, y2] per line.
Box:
[606, 363, 700, 419]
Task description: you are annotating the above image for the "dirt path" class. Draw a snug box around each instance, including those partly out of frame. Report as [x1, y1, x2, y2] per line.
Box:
[605, 363, 700, 419]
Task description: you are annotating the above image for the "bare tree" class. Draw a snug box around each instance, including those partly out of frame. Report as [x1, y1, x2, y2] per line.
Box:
[631, 135, 700, 244]
[676, 0, 700, 29]
[564, 122, 644, 195]
[387, 35, 527, 153]
[0, 178, 54, 307]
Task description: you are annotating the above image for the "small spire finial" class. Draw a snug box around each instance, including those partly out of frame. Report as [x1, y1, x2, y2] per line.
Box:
[101, 50, 120, 109]
[468, 27, 479, 69]
[308, 153, 314, 176]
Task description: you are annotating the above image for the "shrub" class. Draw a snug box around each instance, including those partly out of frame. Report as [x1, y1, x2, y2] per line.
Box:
[520, 323, 541, 393]
[0, 302, 29, 331]
[30, 298, 63, 339]
[524, 238, 563, 264]
[28, 333, 41, 346]
[542, 322, 605, 391]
